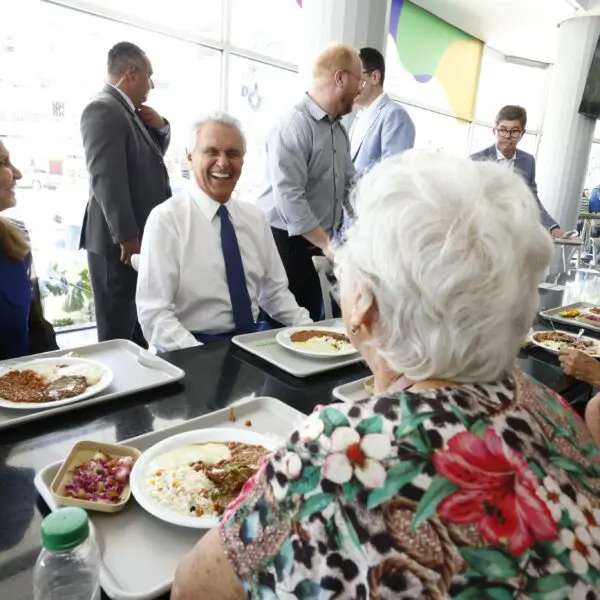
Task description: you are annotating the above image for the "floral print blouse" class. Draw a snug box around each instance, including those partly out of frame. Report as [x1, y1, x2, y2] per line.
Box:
[219, 369, 600, 599]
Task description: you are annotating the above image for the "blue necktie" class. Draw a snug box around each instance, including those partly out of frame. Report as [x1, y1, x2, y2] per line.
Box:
[217, 204, 255, 333]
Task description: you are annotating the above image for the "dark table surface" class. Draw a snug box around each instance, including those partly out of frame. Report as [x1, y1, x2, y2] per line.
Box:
[2, 269, 600, 600]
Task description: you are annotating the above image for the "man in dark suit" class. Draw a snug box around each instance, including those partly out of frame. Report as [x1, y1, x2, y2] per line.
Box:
[80, 42, 171, 345]
[471, 105, 564, 238]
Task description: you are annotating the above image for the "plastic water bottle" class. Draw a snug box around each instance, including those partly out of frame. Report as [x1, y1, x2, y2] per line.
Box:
[33, 507, 101, 600]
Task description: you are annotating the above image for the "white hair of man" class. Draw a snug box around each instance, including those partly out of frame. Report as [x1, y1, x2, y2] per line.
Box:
[336, 150, 553, 383]
[187, 111, 247, 155]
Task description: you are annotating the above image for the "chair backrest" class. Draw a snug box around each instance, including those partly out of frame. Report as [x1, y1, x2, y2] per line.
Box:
[312, 256, 334, 320]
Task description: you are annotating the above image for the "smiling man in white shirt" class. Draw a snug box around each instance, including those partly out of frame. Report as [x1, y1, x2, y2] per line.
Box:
[136, 112, 311, 351]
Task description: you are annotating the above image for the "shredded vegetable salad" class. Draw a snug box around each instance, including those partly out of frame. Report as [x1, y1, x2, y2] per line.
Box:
[65, 452, 135, 503]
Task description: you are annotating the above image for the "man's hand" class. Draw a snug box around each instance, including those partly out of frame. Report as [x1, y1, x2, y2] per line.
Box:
[120, 236, 141, 265]
[558, 348, 600, 386]
[139, 105, 166, 129]
[551, 228, 565, 238]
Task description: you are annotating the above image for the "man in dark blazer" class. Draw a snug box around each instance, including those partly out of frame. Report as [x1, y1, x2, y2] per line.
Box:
[80, 42, 171, 345]
[471, 105, 564, 237]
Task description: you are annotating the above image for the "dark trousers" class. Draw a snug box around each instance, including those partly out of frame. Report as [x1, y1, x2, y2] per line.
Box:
[270, 227, 323, 321]
[87, 251, 147, 348]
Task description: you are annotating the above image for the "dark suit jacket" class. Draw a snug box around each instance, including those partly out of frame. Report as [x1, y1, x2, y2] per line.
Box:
[80, 84, 171, 257]
[470, 144, 558, 231]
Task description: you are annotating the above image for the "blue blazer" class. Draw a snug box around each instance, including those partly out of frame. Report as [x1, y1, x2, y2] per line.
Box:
[470, 145, 559, 231]
[0, 222, 32, 360]
[350, 94, 416, 177]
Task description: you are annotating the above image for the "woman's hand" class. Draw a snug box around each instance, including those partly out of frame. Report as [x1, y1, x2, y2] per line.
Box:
[558, 349, 600, 386]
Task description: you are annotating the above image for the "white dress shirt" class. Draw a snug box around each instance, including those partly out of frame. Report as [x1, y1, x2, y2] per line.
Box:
[496, 146, 515, 170]
[136, 184, 312, 351]
[110, 83, 136, 112]
[350, 92, 385, 157]
[109, 83, 170, 134]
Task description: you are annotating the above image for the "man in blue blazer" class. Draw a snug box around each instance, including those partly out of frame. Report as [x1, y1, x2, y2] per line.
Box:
[471, 105, 564, 237]
[349, 47, 415, 177]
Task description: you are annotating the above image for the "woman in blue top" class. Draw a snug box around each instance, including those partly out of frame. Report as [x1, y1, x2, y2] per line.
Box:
[0, 139, 33, 360]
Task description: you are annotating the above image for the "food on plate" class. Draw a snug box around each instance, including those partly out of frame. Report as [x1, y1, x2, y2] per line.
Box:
[244, 420, 252, 427]
[577, 315, 600, 324]
[64, 452, 135, 504]
[289, 329, 353, 353]
[228, 406, 237, 422]
[559, 308, 581, 318]
[578, 313, 600, 324]
[0, 362, 104, 404]
[532, 331, 599, 355]
[589, 307, 600, 315]
[147, 441, 270, 517]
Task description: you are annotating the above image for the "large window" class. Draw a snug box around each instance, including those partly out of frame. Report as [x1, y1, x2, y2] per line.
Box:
[72, 0, 223, 40]
[228, 57, 300, 202]
[229, 0, 301, 64]
[585, 143, 600, 190]
[402, 104, 470, 156]
[3, 0, 223, 329]
[475, 48, 548, 130]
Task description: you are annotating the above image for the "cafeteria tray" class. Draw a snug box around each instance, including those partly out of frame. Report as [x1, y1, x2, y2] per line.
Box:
[232, 319, 365, 377]
[0, 340, 185, 432]
[539, 302, 600, 335]
[35, 396, 306, 600]
[332, 376, 371, 403]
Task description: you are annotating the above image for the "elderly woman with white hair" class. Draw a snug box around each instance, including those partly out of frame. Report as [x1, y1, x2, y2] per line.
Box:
[172, 152, 600, 599]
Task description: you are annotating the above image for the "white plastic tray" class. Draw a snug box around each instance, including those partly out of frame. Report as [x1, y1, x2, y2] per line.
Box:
[233, 319, 365, 377]
[0, 340, 185, 431]
[332, 376, 371, 403]
[34, 396, 305, 600]
[539, 302, 600, 335]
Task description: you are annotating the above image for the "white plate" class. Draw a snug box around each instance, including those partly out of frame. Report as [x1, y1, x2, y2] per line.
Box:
[275, 325, 358, 358]
[531, 330, 600, 358]
[129, 428, 280, 529]
[0, 357, 113, 410]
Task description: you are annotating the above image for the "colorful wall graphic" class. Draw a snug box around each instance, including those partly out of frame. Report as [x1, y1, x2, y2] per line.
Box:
[388, 0, 483, 121]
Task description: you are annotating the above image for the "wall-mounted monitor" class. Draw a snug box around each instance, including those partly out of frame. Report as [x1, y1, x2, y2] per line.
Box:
[580, 33, 600, 119]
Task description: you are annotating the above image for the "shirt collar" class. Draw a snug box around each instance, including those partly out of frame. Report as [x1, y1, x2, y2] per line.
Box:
[356, 92, 386, 118]
[109, 83, 136, 113]
[496, 146, 516, 162]
[303, 93, 340, 123]
[188, 182, 236, 222]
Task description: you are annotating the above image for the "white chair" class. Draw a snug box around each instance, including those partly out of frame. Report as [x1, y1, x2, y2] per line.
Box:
[312, 256, 339, 320]
[552, 236, 583, 272]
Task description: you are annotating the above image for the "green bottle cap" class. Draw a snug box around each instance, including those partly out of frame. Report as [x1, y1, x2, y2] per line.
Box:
[41, 507, 90, 551]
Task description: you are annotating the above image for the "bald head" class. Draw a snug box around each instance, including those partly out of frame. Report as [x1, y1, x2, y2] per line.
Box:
[312, 43, 361, 81]
[309, 43, 362, 117]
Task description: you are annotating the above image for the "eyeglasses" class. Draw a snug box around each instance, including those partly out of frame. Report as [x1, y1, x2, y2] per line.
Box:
[496, 127, 523, 138]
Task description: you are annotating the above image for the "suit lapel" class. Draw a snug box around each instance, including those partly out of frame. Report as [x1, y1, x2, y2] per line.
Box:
[102, 84, 162, 158]
[513, 150, 524, 170]
[485, 145, 497, 160]
[351, 94, 387, 160]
